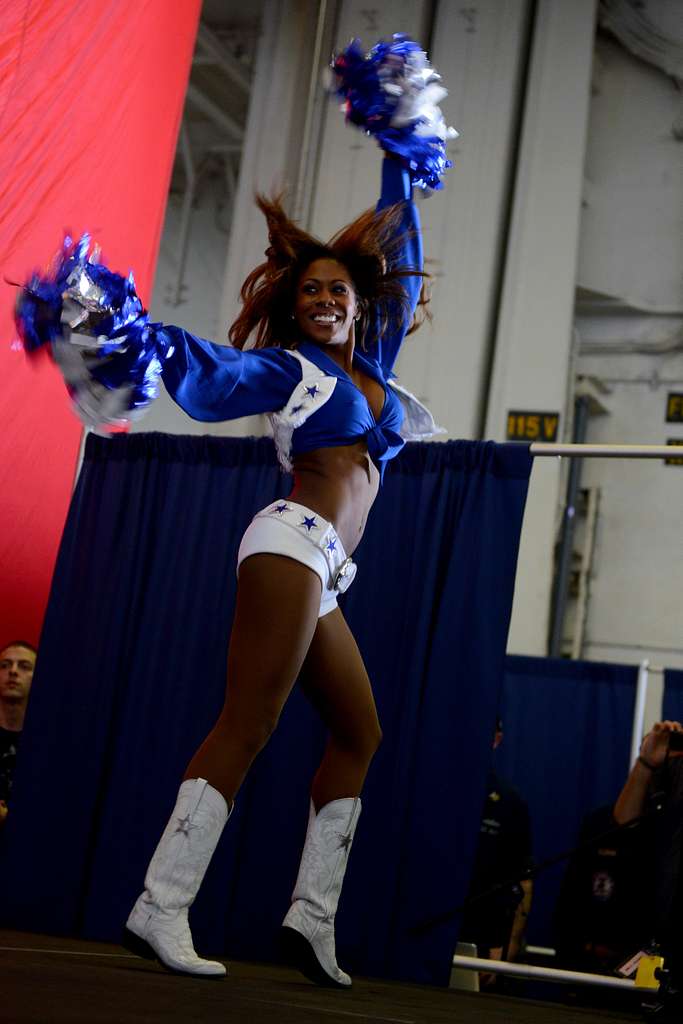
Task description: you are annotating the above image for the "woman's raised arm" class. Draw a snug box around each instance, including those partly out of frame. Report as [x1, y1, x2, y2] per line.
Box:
[364, 157, 423, 377]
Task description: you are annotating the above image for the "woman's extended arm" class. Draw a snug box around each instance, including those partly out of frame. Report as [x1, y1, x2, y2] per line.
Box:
[364, 157, 422, 377]
[15, 242, 301, 428]
[159, 327, 300, 422]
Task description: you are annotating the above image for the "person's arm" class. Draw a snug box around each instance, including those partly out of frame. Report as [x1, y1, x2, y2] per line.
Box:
[364, 157, 423, 376]
[16, 250, 302, 427]
[506, 800, 534, 961]
[613, 721, 683, 824]
[507, 879, 533, 961]
[158, 327, 300, 422]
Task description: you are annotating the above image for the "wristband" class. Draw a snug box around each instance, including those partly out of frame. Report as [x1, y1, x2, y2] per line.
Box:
[638, 755, 657, 772]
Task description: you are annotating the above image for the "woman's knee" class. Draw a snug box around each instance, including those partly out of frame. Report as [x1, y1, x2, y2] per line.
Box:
[217, 705, 282, 758]
[333, 716, 383, 762]
[352, 721, 382, 767]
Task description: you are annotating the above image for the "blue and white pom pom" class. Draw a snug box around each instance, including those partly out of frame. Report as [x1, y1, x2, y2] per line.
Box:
[330, 34, 458, 190]
[15, 235, 164, 429]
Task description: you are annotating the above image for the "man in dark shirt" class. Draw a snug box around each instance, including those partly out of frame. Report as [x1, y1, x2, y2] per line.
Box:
[0, 641, 36, 827]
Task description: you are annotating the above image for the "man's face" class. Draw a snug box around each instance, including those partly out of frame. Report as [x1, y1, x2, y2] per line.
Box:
[0, 646, 36, 702]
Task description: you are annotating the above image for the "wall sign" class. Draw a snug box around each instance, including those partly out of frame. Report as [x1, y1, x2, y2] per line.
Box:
[666, 393, 683, 422]
[506, 411, 560, 442]
[664, 439, 683, 466]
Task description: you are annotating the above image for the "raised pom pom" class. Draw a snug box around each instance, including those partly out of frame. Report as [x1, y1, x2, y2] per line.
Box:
[330, 33, 458, 190]
[14, 235, 164, 429]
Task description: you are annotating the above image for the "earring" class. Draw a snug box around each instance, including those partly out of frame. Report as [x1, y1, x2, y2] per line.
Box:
[290, 314, 295, 320]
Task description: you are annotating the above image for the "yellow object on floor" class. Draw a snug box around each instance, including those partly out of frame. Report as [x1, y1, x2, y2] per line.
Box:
[634, 954, 664, 990]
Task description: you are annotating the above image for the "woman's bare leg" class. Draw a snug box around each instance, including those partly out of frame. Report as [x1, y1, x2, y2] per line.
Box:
[184, 553, 322, 802]
[298, 608, 382, 810]
[280, 608, 379, 987]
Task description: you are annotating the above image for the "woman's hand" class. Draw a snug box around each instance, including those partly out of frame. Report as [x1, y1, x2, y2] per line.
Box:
[641, 720, 683, 766]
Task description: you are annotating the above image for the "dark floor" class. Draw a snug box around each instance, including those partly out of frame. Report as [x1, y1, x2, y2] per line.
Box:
[0, 930, 640, 1024]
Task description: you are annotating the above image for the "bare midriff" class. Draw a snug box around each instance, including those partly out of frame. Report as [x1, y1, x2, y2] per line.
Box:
[288, 441, 380, 556]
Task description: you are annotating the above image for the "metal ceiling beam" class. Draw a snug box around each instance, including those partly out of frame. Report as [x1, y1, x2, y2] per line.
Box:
[195, 21, 251, 94]
[185, 83, 244, 141]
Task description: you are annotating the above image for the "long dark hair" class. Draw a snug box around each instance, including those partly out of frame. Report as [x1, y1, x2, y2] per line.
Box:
[228, 194, 430, 349]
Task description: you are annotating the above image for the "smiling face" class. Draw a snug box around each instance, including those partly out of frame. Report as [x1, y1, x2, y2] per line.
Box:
[294, 258, 359, 349]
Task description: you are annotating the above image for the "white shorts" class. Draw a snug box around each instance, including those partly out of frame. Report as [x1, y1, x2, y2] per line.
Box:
[237, 500, 357, 617]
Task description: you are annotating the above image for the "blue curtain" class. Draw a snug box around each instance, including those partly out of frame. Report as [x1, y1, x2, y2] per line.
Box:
[496, 655, 638, 947]
[662, 669, 683, 721]
[0, 433, 531, 985]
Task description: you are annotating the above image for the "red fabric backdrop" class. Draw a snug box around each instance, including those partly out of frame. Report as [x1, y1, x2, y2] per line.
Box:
[0, 0, 201, 646]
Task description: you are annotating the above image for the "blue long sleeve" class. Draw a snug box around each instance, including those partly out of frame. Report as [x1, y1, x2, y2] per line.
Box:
[364, 158, 423, 377]
[159, 327, 300, 422]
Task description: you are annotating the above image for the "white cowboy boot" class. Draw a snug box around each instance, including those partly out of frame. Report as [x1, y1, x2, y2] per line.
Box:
[124, 778, 230, 977]
[281, 797, 361, 988]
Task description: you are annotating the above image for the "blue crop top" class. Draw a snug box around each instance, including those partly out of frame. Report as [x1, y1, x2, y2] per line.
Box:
[157, 160, 442, 480]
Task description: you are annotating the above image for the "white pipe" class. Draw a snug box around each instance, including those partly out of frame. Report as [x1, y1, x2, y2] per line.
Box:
[530, 443, 678, 458]
[630, 660, 650, 767]
[293, 0, 329, 226]
[451, 955, 637, 991]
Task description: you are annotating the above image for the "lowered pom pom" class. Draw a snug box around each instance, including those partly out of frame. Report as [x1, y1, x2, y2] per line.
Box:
[330, 33, 458, 190]
[14, 235, 165, 429]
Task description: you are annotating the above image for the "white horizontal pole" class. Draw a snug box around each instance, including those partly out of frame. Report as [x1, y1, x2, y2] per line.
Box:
[452, 955, 636, 991]
[530, 443, 679, 459]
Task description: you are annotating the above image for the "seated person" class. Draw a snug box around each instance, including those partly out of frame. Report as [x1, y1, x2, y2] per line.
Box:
[554, 803, 649, 976]
[613, 721, 683, 988]
[459, 719, 533, 971]
[0, 641, 37, 827]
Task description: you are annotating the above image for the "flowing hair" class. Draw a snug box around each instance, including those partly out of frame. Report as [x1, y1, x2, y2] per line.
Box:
[228, 194, 430, 350]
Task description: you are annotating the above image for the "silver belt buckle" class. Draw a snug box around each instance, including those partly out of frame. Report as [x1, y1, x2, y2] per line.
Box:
[332, 556, 356, 593]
